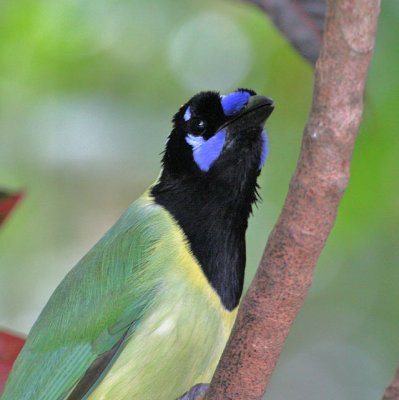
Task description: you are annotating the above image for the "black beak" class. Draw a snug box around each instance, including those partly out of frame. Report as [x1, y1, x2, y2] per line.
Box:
[245, 95, 274, 119]
[220, 95, 275, 131]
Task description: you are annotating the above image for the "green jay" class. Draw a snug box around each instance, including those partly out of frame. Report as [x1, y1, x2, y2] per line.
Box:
[1, 89, 274, 399]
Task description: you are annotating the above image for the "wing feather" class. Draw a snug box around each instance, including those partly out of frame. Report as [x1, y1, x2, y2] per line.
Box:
[1, 196, 167, 400]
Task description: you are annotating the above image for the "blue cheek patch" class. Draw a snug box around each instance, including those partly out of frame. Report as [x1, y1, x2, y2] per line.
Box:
[186, 130, 226, 172]
[260, 129, 268, 169]
[221, 90, 251, 116]
[184, 106, 191, 122]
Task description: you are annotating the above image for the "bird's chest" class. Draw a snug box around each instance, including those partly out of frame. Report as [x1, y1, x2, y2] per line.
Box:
[89, 259, 237, 400]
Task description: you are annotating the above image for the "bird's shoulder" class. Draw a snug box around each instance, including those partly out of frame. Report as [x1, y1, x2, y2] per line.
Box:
[30, 190, 182, 348]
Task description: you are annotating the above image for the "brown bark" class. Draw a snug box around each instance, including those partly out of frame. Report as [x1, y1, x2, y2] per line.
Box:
[205, 0, 381, 399]
[383, 367, 399, 400]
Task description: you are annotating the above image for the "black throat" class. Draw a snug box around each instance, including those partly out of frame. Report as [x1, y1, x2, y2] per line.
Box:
[151, 164, 259, 311]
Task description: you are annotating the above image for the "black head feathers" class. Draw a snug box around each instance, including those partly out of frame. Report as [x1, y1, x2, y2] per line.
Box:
[152, 88, 274, 310]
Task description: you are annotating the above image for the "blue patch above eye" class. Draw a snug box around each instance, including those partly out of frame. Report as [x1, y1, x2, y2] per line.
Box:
[186, 130, 226, 172]
[260, 129, 268, 169]
[221, 90, 251, 116]
[184, 106, 191, 121]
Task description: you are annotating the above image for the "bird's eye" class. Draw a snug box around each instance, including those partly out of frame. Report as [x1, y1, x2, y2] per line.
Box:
[189, 118, 207, 135]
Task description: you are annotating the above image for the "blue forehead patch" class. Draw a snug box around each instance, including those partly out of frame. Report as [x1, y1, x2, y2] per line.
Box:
[221, 90, 251, 116]
[186, 130, 226, 172]
[184, 106, 191, 122]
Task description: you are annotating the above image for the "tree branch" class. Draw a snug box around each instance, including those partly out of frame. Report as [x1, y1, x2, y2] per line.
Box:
[245, 0, 326, 64]
[383, 367, 399, 400]
[206, 0, 380, 399]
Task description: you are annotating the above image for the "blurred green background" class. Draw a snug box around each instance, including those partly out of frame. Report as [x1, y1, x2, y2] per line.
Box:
[0, 0, 398, 398]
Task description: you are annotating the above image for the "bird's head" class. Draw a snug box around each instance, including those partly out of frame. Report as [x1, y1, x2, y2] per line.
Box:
[155, 89, 274, 310]
[153, 89, 274, 309]
[162, 88, 274, 184]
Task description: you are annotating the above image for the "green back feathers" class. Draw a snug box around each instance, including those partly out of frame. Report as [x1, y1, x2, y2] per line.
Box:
[2, 194, 186, 399]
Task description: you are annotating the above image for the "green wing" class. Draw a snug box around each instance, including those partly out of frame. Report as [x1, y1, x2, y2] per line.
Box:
[2, 194, 168, 400]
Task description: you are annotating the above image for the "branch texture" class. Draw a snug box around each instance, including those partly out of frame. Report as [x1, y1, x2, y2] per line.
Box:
[383, 367, 399, 400]
[206, 0, 380, 399]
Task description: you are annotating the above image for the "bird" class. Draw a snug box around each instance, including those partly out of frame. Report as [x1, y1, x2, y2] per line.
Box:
[1, 88, 274, 400]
